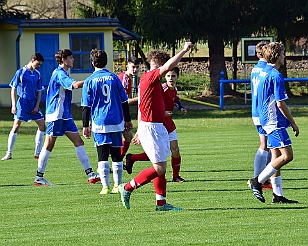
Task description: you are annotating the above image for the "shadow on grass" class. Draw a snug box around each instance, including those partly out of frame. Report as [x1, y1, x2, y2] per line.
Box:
[186, 206, 308, 211]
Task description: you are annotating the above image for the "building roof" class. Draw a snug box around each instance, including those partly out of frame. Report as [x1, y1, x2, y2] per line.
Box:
[113, 26, 142, 41]
[3, 17, 119, 28]
[2, 17, 142, 41]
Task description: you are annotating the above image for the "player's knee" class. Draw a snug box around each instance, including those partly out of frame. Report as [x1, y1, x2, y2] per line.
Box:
[74, 139, 84, 147]
[123, 131, 133, 141]
[39, 125, 46, 132]
[154, 165, 166, 176]
[171, 147, 180, 157]
[283, 153, 293, 163]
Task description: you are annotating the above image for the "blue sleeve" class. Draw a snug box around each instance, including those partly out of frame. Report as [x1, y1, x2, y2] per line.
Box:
[81, 79, 92, 107]
[37, 71, 43, 91]
[9, 70, 21, 88]
[58, 71, 75, 90]
[273, 73, 288, 102]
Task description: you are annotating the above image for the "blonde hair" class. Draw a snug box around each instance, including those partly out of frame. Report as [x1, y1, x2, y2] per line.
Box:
[263, 42, 285, 64]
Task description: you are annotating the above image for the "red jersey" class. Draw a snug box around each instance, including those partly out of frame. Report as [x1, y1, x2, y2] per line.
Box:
[139, 69, 165, 123]
[162, 82, 180, 133]
[118, 71, 132, 96]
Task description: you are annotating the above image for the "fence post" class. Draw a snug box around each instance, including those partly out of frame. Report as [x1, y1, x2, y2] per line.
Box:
[219, 71, 225, 110]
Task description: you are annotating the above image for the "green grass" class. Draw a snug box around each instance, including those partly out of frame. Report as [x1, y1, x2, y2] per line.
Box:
[0, 106, 307, 245]
[173, 70, 308, 100]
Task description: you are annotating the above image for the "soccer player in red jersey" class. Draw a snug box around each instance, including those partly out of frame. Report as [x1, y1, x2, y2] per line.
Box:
[119, 42, 193, 211]
[118, 57, 140, 159]
[125, 67, 187, 182]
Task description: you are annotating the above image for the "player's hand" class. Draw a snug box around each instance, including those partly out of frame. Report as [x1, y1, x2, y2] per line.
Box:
[165, 111, 172, 117]
[11, 106, 17, 115]
[291, 123, 299, 137]
[180, 108, 187, 115]
[132, 132, 141, 146]
[125, 121, 133, 131]
[31, 107, 38, 114]
[83, 127, 91, 139]
[183, 42, 193, 52]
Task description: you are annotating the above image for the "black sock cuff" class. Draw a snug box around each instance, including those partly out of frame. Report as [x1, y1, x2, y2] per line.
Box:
[36, 171, 44, 177]
[85, 168, 93, 175]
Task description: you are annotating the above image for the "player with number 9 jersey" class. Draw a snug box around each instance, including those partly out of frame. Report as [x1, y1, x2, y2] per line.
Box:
[81, 69, 128, 133]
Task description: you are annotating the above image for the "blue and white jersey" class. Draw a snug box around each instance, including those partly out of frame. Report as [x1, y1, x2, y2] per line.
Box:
[81, 68, 128, 133]
[250, 59, 267, 125]
[9, 66, 43, 101]
[257, 64, 289, 134]
[45, 66, 76, 122]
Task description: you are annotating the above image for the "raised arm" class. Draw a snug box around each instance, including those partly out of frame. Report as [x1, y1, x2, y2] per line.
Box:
[159, 42, 193, 76]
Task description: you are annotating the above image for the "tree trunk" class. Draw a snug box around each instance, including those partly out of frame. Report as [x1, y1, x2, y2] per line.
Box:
[232, 38, 238, 91]
[206, 35, 229, 95]
[135, 42, 150, 70]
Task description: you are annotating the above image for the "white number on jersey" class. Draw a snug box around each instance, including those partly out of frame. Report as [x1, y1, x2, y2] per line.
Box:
[251, 76, 260, 96]
[102, 84, 111, 103]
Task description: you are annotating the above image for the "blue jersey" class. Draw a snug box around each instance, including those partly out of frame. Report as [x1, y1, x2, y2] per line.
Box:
[257, 64, 289, 134]
[250, 60, 267, 125]
[45, 66, 76, 122]
[9, 66, 43, 101]
[81, 68, 128, 133]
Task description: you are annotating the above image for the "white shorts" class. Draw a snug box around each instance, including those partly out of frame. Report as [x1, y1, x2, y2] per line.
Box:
[168, 130, 178, 142]
[138, 121, 170, 163]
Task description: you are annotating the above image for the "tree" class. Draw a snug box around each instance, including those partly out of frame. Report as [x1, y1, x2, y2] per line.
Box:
[4, 0, 91, 19]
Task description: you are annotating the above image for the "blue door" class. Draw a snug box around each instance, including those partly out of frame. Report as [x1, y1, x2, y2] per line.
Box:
[35, 34, 59, 103]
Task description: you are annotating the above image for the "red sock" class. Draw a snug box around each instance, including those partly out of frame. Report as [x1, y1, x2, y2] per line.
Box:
[172, 156, 181, 178]
[131, 152, 149, 162]
[121, 141, 130, 159]
[125, 166, 159, 192]
[154, 174, 167, 206]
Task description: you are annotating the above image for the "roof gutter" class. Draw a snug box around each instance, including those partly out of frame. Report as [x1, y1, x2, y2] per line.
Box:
[16, 26, 22, 70]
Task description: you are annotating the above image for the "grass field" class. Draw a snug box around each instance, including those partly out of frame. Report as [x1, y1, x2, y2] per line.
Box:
[0, 106, 307, 245]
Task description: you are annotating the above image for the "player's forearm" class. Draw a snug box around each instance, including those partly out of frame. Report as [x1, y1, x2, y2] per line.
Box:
[11, 88, 17, 107]
[82, 106, 91, 127]
[73, 80, 84, 89]
[160, 49, 187, 75]
[128, 97, 138, 104]
[35, 91, 42, 108]
[122, 101, 131, 122]
[277, 101, 296, 125]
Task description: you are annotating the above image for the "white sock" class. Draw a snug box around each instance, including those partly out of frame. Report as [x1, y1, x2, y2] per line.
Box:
[258, 164, 277, 184]
[37, 148, 51, 173]
[112, 161, 123, 186]
[156, 194, 166, 201]
[34, 130, 45, 156]
[98, 161, 110, 187]
[7, 132, 17, 153]
[254, 148, 269, 177]
[271, 176, 283, 196]
[75, 145, 91, 171]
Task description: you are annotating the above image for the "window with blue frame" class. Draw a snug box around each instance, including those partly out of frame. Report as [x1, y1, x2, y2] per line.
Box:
[70, 34, 104, 73]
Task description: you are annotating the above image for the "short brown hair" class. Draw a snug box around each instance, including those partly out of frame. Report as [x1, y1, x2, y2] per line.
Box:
[55, 49, 73, 64]
[90, 49, 107, 68]
[31, 52, 44, 62]
[169, 67, 179, 76]
[263, 42, 285, 64]
[256, 41, 269, 58]
[146, 50, 170, 66]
